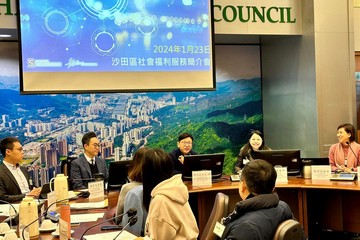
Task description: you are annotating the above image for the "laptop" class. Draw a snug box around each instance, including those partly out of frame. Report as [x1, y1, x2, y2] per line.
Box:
[39, 183, 52, 199]
[182, 153, 225, 181]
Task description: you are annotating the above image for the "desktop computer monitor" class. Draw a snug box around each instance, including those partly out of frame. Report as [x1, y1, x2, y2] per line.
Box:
[107, 160, 132, 189]
[182, 153, 225, 181]
[252, 149, 301, 176]
[301, 157, 329, 166]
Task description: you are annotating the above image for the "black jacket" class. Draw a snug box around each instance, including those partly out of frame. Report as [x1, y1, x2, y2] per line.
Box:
[0, 163, 30, 202]
[168, 148, 197, 174]
[221, 193, 305, 240]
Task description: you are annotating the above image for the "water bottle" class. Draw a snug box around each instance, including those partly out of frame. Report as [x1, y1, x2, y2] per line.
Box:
[60, 204, 71, 239]
[19, 197, 39, 238]
[302, 160, 312, 179]
[50, 174, 69, 204]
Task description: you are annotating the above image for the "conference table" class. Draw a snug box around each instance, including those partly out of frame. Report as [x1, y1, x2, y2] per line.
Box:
[6, 176, 360, 239]
[185, 176, 360, 240]
[35, 191, 121, 240]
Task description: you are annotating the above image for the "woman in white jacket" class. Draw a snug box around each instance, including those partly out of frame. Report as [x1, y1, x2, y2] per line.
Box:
[143, 148, 199, 240]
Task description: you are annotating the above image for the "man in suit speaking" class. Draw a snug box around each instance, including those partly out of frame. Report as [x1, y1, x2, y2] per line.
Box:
[0, 137, 41, 202]
[70, 132, 108, 190]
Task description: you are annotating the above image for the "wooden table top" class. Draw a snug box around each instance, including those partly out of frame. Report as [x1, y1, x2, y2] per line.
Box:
[185, 175, 360, 192]
[36, 190, 120, 240]
[21, 176, 360, 239]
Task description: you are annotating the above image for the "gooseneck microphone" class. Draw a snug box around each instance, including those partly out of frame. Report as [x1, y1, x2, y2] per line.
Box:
[72, 173, 105, 183]
[112, 216, 138, 240]
[0, 199, 18, 227]
[346, 141, 359, 170]
[80, 208, 137, 240]
[21, 195, 79, 240]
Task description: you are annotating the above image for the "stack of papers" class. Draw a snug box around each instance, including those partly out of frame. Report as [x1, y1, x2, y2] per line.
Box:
[71, 213, 104, 223]
[70, 200, 108, 209]
[84, 230, 138, 240]
[0, 204, 19, 216]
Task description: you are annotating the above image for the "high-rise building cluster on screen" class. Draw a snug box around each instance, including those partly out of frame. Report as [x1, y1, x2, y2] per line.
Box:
[0, 93, 180, 187]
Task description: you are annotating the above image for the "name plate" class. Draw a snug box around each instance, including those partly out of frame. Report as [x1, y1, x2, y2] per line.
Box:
[88, 180, 104, 199]
[47, 191, 56, 211]
[192, 170, 212, 187]
[311, 165, 331, 180]
[357, 166, 360, 181]
[275, 167, 288, 183]
[213, 221, 225, 238]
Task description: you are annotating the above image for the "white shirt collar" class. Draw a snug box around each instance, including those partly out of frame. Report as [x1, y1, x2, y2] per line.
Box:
[3, 161, 19, 170]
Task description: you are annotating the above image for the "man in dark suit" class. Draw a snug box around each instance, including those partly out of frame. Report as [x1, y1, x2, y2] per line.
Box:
[0, 137, 41, 202]
[70, 132, 108, 190]
[169, 132, 197, 174]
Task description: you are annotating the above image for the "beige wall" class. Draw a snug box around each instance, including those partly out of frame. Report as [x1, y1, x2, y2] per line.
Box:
[262, 0, 355, 157]
[354, 3, 360, 51]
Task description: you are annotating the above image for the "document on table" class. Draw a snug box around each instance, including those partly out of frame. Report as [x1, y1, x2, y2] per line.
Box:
[71, 213, 104, 223]
[83, 230, 138, 240]
[0, 204, 19, 216]
[70, 199, 108, 209]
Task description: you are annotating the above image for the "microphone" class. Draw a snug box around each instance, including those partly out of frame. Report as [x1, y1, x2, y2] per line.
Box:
[43, 191, 90, 222]
[72, 174, 105, 190]
[72, 173, 105, 182]
[112, 216, 138, 240]
[0, 199, 18, 227]
[21, 195, 79, 240]
[71, 178, 96, 182]
[346, 141, 359, 171]
[80, 208, 137, 240]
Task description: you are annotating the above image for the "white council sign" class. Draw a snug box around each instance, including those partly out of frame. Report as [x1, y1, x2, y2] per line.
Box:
[1, 0, 302, 35]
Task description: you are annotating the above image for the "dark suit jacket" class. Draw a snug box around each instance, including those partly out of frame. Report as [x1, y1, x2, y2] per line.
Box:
[70, 155, 108, 190]
[0, 163, 30, 202]
[169, 148, 198, 174]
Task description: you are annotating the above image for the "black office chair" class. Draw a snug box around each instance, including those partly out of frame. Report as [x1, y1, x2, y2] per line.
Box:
[107, 160, 132, 190]
[60, 156, 76, 190]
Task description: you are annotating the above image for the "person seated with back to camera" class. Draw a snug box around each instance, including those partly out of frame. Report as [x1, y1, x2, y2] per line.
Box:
[169, 132, 197, 174]
[70, 132, 108, 190]
[121, 184, 148, 236]
[220, 159, 307, 240]
[234, 130, 270, 173]
[114, 147, 148, 224]
[329, 123, 360, 172]
[143, 148, 199, 240]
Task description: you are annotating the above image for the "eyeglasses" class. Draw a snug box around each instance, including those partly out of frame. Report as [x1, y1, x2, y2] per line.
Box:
[12, 147, 23, 152]
[180, 141, 192, 145]
[92, 144, 100, 148]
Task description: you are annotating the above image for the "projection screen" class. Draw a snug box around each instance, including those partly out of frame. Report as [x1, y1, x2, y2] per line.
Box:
[17, 0, 215, 94]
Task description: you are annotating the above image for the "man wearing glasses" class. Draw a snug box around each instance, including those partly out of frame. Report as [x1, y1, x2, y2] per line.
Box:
[0, 137, 41, 202]
[169, 133, 197, 174]
[70, 132, 108, 190]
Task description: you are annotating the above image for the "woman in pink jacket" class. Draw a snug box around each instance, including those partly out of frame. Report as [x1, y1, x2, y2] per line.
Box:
[329, 123, 360, 172]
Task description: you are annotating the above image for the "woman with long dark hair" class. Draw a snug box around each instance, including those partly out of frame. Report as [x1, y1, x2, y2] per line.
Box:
[234, 130, 271, 173]
[143, 148, 198, 240]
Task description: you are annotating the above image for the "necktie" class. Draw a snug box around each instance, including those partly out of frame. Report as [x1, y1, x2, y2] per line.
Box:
[91, 159, 95, 166]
